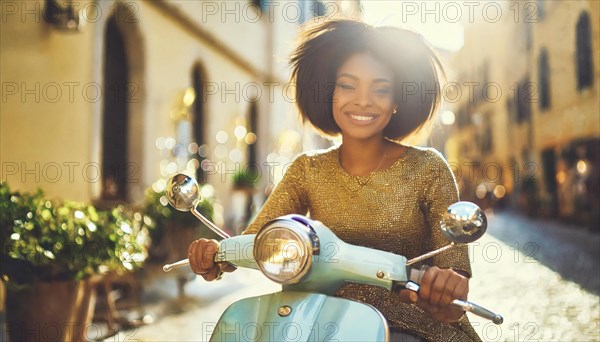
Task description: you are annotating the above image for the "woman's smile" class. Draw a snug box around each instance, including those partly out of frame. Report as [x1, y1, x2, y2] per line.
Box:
[346, 111, 381, 125]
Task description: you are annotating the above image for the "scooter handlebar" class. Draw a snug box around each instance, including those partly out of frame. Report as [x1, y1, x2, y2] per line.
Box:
[403, 281, 503, 325]
[451, 298, 504, 325]
[163, 259, 190, 272]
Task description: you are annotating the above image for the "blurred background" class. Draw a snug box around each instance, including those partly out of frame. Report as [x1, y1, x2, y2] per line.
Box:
[1, 0, 598, 341]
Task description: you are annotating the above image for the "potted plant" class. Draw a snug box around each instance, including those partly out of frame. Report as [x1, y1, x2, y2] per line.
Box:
[231, 168, 260, 234]
[232, 168, 260, 193]
[0, 181, 152, 341]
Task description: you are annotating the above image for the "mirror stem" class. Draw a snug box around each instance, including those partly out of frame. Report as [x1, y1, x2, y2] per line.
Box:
[191, 207, 230, 239]
[406, 242, 455, 266]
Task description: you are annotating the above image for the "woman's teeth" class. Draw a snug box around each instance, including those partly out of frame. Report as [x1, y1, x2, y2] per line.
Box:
[350, 115, 375, 121]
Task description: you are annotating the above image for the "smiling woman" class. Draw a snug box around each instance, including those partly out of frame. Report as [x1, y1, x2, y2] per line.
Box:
[188, 18, 481, 342]
[289, 20, 444, 143]
[288, 20, 446, 179]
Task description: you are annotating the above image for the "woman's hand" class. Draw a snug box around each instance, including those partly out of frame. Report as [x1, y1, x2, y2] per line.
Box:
[187, 238, 236, 281]
[398, 266, 468, 323]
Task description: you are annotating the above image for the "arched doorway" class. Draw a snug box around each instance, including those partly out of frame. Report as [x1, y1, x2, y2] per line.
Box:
[99, 3, 145, 202]
[101, 15, 129, 201]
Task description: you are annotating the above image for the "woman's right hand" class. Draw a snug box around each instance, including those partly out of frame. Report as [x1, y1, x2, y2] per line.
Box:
[187, 238, 236, 281]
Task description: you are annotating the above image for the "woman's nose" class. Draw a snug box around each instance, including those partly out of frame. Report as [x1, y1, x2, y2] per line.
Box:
[354, 88, 373, 107]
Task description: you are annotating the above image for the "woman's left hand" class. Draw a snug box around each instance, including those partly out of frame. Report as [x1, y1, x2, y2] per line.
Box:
[398, 266, 468, 323]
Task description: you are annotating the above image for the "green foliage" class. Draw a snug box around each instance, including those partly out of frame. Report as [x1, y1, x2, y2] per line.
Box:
[232, 168, 260, 189]
[0, 181, 153, 289]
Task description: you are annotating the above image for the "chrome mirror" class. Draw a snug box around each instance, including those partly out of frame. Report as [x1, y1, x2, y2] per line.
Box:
[405, 202, 502, 324]
[440, 201, 487, 244]
[406, 201, 487, 266]
[165, 174, 200, 212]
[162, 174, 230, 272]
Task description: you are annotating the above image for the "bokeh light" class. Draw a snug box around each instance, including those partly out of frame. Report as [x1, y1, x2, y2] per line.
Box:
[216, 131, 228, 144]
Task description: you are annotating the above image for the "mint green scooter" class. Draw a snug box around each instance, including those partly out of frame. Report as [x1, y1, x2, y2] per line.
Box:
[162, 174, 503, 341]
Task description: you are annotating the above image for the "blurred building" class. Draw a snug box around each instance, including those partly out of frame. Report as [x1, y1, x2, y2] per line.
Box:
[445, 0, 599, 227]
[0, 0, 360, 230]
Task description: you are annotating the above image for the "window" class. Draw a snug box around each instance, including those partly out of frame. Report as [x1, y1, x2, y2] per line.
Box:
[541, 148, 558, 208]
[247, 101, 258, 168]
[312, 0, 325, 17]
[576, 11, 593, 90]
[516, 77, 532, 123]
[506, 96, 515, 123]
[538, 49, 551, 110]
[537, 0, 545, 20]
[299, 0, 325, 23]
[480, 113, 493, 154]
[251, 0, 266, 12]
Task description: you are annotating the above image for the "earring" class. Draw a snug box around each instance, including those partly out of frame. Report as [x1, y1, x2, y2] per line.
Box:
[393, 108, 398, 115]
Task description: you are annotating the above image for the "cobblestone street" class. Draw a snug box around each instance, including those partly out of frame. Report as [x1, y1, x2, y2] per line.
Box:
[105, 211, 599, 342]
[467, 211, 599, 341]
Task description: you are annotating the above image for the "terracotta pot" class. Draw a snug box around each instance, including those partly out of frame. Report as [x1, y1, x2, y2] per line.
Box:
[5, 278, 96, 342]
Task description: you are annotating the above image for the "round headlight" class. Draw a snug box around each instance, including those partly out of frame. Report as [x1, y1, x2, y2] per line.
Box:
[254, 217, 318, 284]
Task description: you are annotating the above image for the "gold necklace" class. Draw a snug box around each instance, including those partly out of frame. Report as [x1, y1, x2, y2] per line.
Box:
[341, 144, 389, 187]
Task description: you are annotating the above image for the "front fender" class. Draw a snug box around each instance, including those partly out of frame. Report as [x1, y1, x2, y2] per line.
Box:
[208, 292, 388, 342]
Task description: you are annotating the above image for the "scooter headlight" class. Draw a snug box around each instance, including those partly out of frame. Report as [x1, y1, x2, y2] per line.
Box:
[254, 216, 319, 284]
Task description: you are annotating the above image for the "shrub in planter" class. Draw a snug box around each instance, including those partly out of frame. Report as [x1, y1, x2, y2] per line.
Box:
[232, 168, 260, 191]
[231, 168, 260, 232]
[0, 181, 152, 341]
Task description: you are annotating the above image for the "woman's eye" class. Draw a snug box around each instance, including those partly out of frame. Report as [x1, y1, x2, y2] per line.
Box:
[337, 83, 355, 90]
[374, 88, 392, 94]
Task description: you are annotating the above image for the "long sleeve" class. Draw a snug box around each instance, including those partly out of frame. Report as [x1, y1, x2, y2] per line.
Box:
[422, 149, 472, 277]
[242, 154, 309, 235]
[240, 146, 480, 341]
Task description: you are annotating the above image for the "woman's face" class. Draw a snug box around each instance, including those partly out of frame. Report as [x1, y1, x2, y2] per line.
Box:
[332, 52, 395, 141]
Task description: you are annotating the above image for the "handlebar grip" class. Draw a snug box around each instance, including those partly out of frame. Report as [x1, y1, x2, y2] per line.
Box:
[403, 281, 503, 325]
[451, 299, 504, 325]
[163, 258, 190, 272]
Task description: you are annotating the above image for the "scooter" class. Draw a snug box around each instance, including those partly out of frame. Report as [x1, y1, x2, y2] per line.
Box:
[162, 174, 503, 341]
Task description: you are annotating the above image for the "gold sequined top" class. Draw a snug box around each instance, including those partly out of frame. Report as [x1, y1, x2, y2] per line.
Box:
[243, 144, 481, 342]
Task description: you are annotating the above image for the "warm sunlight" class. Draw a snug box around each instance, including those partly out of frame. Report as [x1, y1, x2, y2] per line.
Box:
[361, 0, 465, 51]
